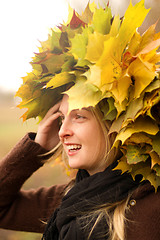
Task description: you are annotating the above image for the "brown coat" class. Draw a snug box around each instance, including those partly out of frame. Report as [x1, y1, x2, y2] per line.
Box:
[0, 133, 160, 239]
[0, 133, 66, 233]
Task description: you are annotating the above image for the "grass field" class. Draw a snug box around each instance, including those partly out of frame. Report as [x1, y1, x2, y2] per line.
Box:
[0, 92, 69, 240]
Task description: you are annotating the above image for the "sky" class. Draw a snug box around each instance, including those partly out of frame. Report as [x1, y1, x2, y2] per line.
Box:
[0, 0, 159, 93]
[0, 0, 68, 92]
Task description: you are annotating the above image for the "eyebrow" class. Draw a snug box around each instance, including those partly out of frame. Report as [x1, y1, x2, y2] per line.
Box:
[58, 108, 90, 115]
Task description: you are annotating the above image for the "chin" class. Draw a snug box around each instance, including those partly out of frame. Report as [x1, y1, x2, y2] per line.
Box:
[68, 160, 84, 170]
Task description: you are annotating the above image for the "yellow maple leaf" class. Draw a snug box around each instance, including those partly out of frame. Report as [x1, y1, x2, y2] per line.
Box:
[46, 72, 75, 89]
[128, 57, 157, 98]
[109, 15, 121, 37]
[115, 0, 150, 62]
[96, 37, 122, 89]
[101, 58, 122, 88]
[85, 65, 101, 88]
[85, 32, 106, 63]
[127, 31, 142, 56]
[64, 79, 102, 112]
[111, 73, 132, 105]
[150, 151, 160, 168]
[114, 99, 128, 118]
[77, 3, 93, 24]
[125, 132, 152, 145]
[114, 156, 132, 173]
[115, 116, 159, 145]
[136, 23, 157, 55]
[15, 84, 33, 102]
[136, 37, 160, 57]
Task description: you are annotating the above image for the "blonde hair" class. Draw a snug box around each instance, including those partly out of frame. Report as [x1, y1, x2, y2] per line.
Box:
[76, 196, 130, 240]
[91, 104, 119, 166]
[40, 104, 129, 240]
[83, 105, 130, 240]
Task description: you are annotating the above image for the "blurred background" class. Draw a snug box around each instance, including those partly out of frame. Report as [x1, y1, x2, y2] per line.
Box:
[0, 0, 69, 239]
[0, 0, 160, 239]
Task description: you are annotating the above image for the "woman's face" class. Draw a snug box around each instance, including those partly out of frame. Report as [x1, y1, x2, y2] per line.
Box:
[58, 95, 107, 175]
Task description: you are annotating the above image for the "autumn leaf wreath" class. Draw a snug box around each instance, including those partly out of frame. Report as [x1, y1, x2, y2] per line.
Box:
[16, 0, 160, 189]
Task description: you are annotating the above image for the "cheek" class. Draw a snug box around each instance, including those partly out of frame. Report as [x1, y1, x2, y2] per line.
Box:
[85, 124, 105, 149]
[81, 126, 98, 143]
[93, 126, 106, 155]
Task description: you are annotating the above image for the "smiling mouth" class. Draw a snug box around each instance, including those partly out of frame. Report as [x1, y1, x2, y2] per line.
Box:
[66, 144, 82, 152]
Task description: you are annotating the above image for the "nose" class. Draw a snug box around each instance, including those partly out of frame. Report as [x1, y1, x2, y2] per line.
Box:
[58, 117, 73, 141]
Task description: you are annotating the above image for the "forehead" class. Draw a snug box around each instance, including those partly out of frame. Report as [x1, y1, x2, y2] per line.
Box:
[59, 94, 69, 115]
[59, 94, 92, 115]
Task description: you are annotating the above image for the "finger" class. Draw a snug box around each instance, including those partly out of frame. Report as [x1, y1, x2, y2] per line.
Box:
[44, 101, 61, 118]
[40, 112, 61, 129]
[42, 101, 61, 121]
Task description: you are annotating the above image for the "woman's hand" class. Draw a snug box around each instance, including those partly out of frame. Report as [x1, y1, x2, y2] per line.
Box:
[35, 102, 61, 151]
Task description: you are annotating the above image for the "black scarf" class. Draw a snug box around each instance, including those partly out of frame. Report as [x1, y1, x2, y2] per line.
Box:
[42, 162, 141, 240]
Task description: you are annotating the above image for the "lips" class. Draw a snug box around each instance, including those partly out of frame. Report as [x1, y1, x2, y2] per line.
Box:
[64, 144, 82, 154]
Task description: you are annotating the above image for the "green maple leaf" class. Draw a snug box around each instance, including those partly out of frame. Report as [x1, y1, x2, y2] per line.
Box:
[109, 114, 125, 135]
[39, 29, 62, 52]
[123, 97, 144, 124]
[152, 132, 160, 157]
[153, 164, 160, 177]
[61, 55, 76, 72]
[126, 144, 149, 164]
[146, 173, 160, 192]
[99, 97, 117, 121]
[93, 6, 112, 34]
[31, 53, 65, 75]
[70, 27, 91, 60]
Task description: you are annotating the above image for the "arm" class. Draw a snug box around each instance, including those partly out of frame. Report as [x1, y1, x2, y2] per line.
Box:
[0, 102, 67, 233]
[0, 133, 66, 233]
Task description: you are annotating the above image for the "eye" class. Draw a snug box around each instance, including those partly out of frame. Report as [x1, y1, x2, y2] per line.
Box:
[75, 114, 85, 119]
[74, 113, 87, 123]
[59, 114, 65, 123]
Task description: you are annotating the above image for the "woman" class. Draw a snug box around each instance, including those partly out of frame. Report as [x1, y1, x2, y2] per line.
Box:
[0, 93, 160, 240]
[1, 1, 160, 239]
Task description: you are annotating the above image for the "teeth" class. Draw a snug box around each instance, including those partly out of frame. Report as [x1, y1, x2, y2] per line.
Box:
[66, 145, 81, 150]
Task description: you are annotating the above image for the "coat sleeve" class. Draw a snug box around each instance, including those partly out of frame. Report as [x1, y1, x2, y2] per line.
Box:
[0, 133, 66, 233]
